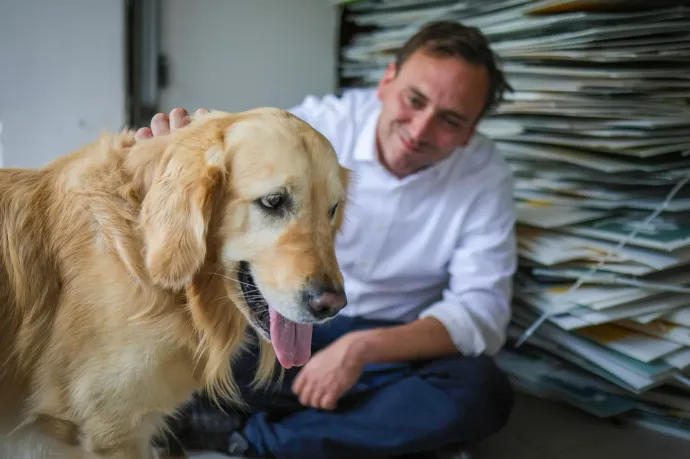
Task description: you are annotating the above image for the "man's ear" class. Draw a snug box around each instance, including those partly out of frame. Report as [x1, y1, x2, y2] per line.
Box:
[376, 62, 398, 101]
[139, 143, 224, 291]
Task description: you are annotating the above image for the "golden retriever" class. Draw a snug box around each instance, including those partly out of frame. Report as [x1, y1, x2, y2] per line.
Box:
[0, 108, 349, 458]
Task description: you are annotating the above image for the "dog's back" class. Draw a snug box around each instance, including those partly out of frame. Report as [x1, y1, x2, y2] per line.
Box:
[0, 165, 70, 457]
[0, 134, 158, 458]
[0, 167, 62, 405]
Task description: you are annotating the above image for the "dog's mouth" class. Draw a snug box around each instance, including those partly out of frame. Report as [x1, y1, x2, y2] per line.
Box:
[238, 261, 270, 336]
[238, 261, 313, 368]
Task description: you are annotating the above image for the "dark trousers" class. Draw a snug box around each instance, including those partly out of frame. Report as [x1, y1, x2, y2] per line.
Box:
[226, 315, 515, 459]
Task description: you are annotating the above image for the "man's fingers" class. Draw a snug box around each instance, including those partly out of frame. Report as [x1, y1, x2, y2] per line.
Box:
[135, 108, 197, 143]
[309, 388, 325, 409]
[194, 108, 209, 116]
[135, 127, 152, 141]
[298, 384, 313, 407]
[169, 108, 189, 130]
[319, 392, 337, 411]
[296, 377, 322, 408]
[151, 113, 171, 137]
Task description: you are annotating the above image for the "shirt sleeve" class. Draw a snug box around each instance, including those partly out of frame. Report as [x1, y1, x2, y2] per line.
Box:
[288, 93, 344, 125]
[419, 168, 517, 357]
[287, 93, 351, 149]
[287, 89, 372, 159]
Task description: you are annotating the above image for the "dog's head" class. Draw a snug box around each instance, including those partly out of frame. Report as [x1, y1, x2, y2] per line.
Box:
[131, 109, 349, 374]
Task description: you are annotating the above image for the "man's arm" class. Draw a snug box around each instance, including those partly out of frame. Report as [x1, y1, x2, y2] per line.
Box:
[350, 170, 518, 364]
[292, 165, 517, 409]
[346, 316, 457, 365]
[426, 169, 517, 357]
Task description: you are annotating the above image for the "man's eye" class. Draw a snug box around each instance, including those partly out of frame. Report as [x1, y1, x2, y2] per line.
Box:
[443, 118, 460, 128]
[408, 96, 424, 109]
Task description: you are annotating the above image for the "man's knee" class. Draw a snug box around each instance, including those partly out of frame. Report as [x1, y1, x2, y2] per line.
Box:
[418, 354, 514, 441]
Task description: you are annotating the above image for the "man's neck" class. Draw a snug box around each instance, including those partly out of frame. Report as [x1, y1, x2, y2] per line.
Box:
[374, 126, 414, 180]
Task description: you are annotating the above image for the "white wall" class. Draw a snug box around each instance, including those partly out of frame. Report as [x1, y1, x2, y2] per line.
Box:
[159, 0, 339, 114]
[0, 1, 338, 168]
[0, 0, 126, 168]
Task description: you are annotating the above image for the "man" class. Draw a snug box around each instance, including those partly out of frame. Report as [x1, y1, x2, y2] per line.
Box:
[140, 20, 517, 459]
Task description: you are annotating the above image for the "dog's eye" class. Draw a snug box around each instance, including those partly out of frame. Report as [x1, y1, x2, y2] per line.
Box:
[329, 203, 339, 219]
[260, 194, 285, 210]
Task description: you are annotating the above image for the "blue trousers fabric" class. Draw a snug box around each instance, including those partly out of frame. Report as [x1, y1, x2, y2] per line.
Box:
[230, 316, 514, 459]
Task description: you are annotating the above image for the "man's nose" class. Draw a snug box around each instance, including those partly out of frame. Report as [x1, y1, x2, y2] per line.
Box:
[303, 284, 347, 319]
[408, 111, 433, 142]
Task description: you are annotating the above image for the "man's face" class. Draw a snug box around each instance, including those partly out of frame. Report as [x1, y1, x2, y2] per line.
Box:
[375, 50, 490, 178]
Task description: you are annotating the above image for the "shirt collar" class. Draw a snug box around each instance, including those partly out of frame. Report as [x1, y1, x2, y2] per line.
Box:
[353, 106, 381, 162]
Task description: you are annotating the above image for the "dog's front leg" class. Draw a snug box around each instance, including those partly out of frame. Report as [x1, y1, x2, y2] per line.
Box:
[81, 440, 153, 459]
[101, 443, 157, 459]
[79, 419, 154, 459]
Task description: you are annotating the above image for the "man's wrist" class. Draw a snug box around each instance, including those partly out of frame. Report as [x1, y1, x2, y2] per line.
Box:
[340, 318, 458, 366]
[343, 330, 375, 367]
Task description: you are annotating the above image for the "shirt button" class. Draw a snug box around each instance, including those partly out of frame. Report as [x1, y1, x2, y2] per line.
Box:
[376, 225, 384, 232]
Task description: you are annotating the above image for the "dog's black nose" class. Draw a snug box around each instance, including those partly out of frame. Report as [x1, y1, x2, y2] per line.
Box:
[304, 285, 347, 319]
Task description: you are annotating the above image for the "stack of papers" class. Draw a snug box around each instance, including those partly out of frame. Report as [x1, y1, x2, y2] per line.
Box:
[339, 0, 690, 435]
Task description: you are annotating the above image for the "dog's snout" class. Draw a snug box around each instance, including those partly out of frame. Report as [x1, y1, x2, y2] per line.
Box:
[309, 291, 347, 318]
[304, 285, 347, 319]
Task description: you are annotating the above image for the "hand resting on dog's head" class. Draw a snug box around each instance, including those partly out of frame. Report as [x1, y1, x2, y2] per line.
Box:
[135, 108, 209, 141]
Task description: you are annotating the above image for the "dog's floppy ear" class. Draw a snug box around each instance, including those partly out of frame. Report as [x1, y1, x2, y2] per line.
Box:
[139, 141, 225, 291]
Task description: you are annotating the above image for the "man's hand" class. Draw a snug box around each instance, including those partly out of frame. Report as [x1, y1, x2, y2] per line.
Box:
[134, 108, 208, 140]
[292, 333, 366, 411]
[291, 318, 457, 411]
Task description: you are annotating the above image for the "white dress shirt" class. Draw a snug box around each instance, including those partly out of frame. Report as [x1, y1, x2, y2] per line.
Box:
[289, 88, 517, 357]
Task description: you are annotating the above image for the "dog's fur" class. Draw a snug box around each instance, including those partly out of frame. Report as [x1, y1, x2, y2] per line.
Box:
[0, 108, 349, 458]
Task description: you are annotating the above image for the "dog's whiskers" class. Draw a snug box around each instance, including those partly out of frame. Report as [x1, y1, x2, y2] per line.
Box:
[209, 272, 258, 291]
[243, 296, 266, 302]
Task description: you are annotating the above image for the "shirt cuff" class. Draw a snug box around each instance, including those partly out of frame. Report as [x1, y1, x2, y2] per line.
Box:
[419, 296, 509, 357]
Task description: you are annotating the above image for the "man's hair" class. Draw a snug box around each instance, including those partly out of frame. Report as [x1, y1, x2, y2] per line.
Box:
[394, 20, 512, 119]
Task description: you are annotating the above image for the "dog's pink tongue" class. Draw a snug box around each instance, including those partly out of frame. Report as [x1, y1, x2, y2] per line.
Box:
[269, 307, 313, 368]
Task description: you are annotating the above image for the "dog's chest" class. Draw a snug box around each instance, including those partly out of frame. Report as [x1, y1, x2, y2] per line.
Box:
[76, 344, 199, 415]
[31, 328, 201, 436]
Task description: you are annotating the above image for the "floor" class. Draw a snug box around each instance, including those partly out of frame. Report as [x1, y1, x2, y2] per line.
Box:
[184, 393, 690, 459]
[470, 393, 690, 459]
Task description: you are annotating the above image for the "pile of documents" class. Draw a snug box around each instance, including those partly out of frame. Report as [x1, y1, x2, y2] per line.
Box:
[339, 0, 690, 437]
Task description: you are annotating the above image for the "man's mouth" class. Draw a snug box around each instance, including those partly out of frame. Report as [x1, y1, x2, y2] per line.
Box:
[400, 134, 420, 153]
[237, 261, 313, 369]
[399, 133, 437, 157]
